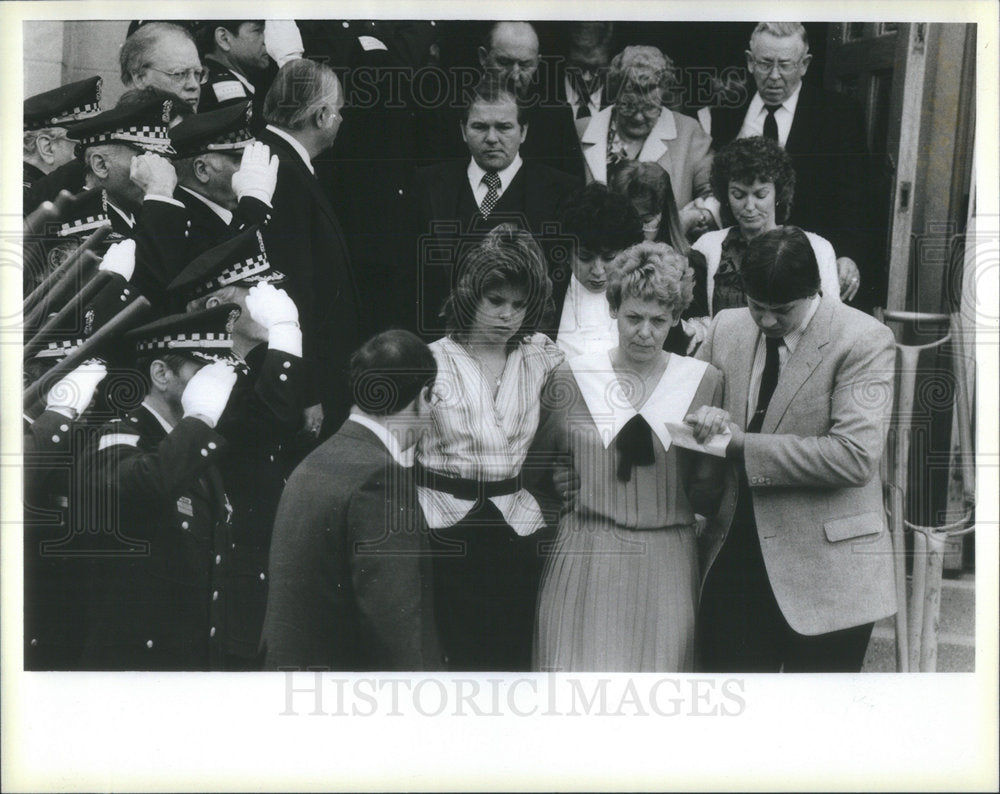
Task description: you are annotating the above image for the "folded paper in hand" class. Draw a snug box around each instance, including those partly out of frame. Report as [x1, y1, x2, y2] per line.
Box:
[663, 421, 730, 457]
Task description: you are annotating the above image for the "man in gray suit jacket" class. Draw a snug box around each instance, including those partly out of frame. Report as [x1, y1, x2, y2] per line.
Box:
[686, 226, 896, 672]
[261, 330, 444, 671]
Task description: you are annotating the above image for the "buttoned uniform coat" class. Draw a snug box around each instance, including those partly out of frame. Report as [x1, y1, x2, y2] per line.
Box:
[23, 410, 93, 669]
[255, 127, 364, 429]
[261, 421, 444, 671]
[80, 408, 231, 670]
[580, 105, 713, 208]
[705, 82, 881, 310]
[694, 296, 897, 635]
[213, 342, 305, 662]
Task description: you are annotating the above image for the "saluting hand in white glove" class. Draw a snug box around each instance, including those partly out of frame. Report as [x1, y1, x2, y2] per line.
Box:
[45, 359, 108, 419]
[231, 142, 279, 205]
[97, 239, 137, 282]
[245, 282, 302, 357]
[181, 360, 238, 429]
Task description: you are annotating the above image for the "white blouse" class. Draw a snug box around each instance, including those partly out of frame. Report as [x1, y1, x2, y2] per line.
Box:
[416, 334, 564, 535]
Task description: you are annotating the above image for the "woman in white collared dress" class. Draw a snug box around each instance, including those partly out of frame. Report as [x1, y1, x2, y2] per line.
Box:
[534, 242, 724, 672]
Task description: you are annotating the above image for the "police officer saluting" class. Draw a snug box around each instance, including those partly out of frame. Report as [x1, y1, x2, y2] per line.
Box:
[80, 305, 241, 670]
[167, 226, 304, 668]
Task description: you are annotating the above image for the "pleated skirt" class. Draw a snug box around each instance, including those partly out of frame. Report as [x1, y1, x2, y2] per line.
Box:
[533, 514, 698, 672]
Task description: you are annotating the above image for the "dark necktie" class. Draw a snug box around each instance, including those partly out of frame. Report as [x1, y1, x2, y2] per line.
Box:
[748, 336, 782, 433]
[480, 171, 501, 219]
[763, 104, 781, 142]
[569, 70, 593, 119]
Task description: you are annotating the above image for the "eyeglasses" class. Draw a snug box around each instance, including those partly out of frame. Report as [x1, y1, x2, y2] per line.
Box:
[144, 66, 209, 85]
[748, 57, 804, 76]
[616, 98, 661, 118]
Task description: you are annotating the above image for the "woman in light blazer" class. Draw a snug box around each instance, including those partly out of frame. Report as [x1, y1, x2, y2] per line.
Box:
[580, 46, 714, 228]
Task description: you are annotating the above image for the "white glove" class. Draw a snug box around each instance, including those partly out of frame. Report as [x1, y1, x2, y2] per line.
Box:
[97, 239, 136, 282]
[46, 359, 107, 418]
[130, 152, 177, 198]
[181, 360, 238, 429]
[265, 20, 304, 67]
[245, 282, 302, 357]
[231, 142, 279, 206]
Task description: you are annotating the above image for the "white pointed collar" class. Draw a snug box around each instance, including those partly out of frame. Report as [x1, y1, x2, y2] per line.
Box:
[567, 349, 709, 451]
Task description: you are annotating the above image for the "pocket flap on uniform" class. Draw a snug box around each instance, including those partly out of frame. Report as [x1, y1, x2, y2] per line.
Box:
[824, 512, 882, 542]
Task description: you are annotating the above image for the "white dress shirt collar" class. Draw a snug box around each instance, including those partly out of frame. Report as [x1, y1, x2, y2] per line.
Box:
[179, 185, 234, 225]
[744, 82, 803, 147]
[556, 276, 618, 360]
[348, 412, 415, 468]
[265, 124, 314, 174]
[141, 400, 176, 433]
[467, 154, 523, 204]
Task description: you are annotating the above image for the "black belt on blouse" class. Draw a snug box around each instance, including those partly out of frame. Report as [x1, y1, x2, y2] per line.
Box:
[414, 462, 520, 501]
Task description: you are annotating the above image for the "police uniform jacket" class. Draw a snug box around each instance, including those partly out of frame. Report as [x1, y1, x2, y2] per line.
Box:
[80, 407, 231, 670]
[23, 410, 94, 669]
[213, 342, 305, 660]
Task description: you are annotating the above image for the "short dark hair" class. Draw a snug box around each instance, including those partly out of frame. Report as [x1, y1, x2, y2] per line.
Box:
[193, 21, 260, 57]
[120, 22, 197, 86]
[442, 224, 552, 340]
[740, 226, 820, 303]
[710, 136, 796, 227]
[135, 352, 200, 394]
[460, 75, 526, 126]
[263, 59, 339, 131]
[558, 182, 643, 256]
[350, 330, 437, 416]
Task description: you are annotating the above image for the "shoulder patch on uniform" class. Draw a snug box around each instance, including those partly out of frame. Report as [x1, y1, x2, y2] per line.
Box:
[213, 81, 247, 103]
[98, 433, 141, 451]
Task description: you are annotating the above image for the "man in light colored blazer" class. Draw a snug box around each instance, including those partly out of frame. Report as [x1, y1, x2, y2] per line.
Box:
[686, 226, 896, 672]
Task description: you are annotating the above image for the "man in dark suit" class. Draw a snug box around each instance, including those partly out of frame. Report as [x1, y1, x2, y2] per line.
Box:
[703, 22, 881, 311]
[412, 77, 581, 337]
[262, 330, 444, 671]
[549, 22, 614, 140]
[258, 59, 364, 438]
[686, 226, 896, 672]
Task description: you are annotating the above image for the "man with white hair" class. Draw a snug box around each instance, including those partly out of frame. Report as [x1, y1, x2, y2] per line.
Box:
[701, 22, 880, 311]
[120, 22, 205, 112]
[258, 59, 363, 441]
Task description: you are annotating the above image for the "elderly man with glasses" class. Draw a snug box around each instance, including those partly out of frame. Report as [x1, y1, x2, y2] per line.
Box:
[120, 22, 207, 111]
[700, 22, 881, 312]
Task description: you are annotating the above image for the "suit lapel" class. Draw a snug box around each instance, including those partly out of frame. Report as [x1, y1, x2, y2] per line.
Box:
[784, 83, 817, 155]
[580, 107, 610, 183]
[761, 297, 834, 433]
[727, 311, 760, 429]
[638, 109, 676, 164]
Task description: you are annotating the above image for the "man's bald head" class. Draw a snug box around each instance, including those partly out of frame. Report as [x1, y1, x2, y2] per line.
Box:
[479, 21, 540, 94]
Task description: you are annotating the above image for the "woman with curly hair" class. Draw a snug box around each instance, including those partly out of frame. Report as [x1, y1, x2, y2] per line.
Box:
[415, 224, 564, 671]
[692, 135, 840, 316]
[580, 45, 714, 229]
[533, 241, 724, 671]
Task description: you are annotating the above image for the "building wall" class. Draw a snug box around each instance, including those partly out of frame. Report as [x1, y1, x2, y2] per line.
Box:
[24, 20, 130, 109]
